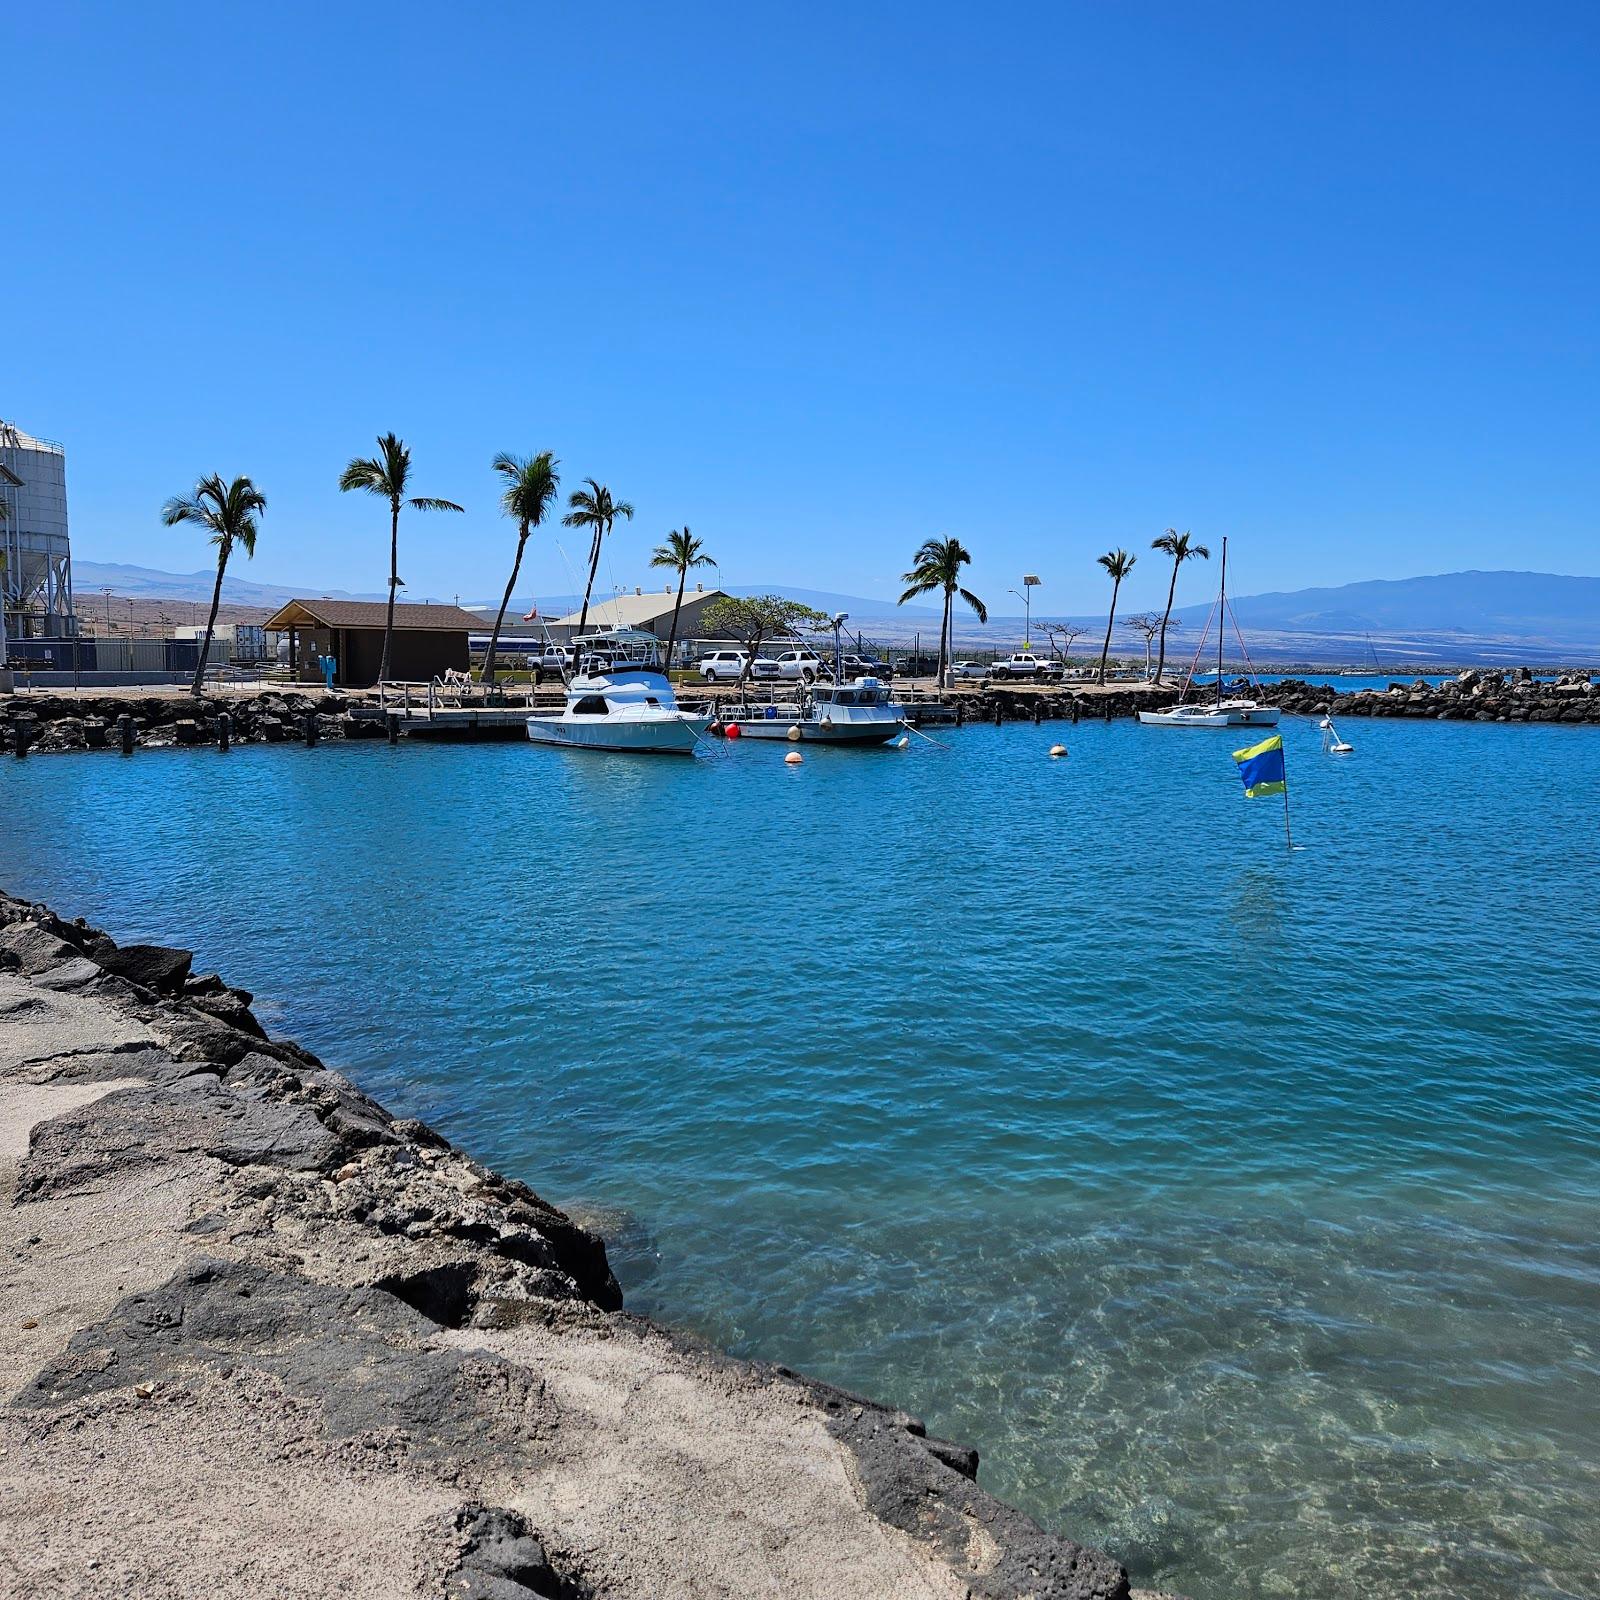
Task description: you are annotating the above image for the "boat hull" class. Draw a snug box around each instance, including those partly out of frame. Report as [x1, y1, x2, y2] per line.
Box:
[725, 717, 904, 744]
[1137, 705, 1281, 728]
[525, 714, 712, 754]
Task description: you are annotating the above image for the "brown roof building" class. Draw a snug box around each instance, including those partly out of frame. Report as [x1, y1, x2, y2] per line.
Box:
[262, 599, 479, 687]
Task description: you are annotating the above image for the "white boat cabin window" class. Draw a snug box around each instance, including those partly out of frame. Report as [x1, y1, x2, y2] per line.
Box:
[572, 695, 611, 716]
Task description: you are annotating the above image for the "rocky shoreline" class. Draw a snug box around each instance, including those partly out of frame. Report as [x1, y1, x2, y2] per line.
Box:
[0, 890, 1171, 1599]
[1, 668, 1595, 753]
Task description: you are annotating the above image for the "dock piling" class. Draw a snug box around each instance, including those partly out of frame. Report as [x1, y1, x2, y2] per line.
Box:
[217, 713, 231, 753]
[387, 713, 400, 745]
[118, 715, 135, 755]
[303, 713, 318, 747]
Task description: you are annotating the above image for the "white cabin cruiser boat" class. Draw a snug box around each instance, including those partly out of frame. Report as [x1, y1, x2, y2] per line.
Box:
[1138, 538, 1281, 729]
[526, 630, 712, 755]
[723, 677, 906, 745]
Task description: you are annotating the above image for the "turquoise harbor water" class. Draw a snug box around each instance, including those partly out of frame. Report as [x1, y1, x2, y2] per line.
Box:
[3, 719, 1597, 1600]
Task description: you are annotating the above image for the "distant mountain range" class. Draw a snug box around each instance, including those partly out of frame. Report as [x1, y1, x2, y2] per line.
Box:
[73, 561, 390, 607]
[71, 560, 1600, 665]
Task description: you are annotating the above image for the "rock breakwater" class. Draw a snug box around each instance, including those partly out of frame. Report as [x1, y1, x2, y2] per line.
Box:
[1263, 669, 1600, 722]
[0, 890, 1161, 1599]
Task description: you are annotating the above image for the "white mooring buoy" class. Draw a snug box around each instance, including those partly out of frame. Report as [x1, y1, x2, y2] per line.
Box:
[784, 751, 803, 766]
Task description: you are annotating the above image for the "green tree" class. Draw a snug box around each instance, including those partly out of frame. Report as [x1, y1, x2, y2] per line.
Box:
[339, 432, 463, 683]
[562, 480, 634, 641]
[484, 452, 561, 686]
[1150, 528, 1210, 684]
[161, 474, 267, 697]
[697, 594, 829, 685]
[898, 537, 987, 688]
[1095, 548, 1137, 684]
[649, 527, 715, 670]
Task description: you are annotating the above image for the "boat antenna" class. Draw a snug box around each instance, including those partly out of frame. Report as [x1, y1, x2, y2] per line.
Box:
[831, 612, 848, 685]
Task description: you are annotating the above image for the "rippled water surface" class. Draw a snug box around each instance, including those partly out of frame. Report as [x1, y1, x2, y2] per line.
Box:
[3, 718, 1597, 1600]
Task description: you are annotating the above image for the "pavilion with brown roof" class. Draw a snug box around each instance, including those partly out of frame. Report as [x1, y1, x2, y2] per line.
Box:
[262, 599, 480, 687]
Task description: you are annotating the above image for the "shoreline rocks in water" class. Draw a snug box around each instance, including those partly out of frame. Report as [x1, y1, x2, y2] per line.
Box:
[1263, 668, 1600, 722]
[0, 889, 1165, 1599]
[8, 667, 1586, 751]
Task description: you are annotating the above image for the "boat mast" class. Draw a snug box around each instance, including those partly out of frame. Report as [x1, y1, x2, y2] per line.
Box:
[1217, 536, 1227, 707]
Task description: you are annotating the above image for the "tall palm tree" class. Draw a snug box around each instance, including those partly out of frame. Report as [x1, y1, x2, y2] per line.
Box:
[484, 452, 561, 686]
[161, 474, 267, 697]
[1150, 528, 1209, 684]
[899, 537, 987, 688]
[563, 480, 634, 640]
[1095, 548, 1136, 685]
[339, 433, 463, 683]
[650, 527, 714, 670]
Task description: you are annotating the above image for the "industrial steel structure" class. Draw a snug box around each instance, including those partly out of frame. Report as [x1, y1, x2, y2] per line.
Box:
[0, 419, 76, 640]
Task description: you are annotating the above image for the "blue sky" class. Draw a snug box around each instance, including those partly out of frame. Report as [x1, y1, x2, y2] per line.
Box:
[6, 1, 1596, 614]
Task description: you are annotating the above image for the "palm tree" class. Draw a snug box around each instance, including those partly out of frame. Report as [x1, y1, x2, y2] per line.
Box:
[1150, 528, 1210, 684]
[484, 452, 561, 686]
[161, 474, 267, 697]
[562, 480, 634, 640]
[1095, 548, 1136, 684]
[339, 433, 463, 683]
[899, 537, 987, 688]
[650, 527, 714, 670]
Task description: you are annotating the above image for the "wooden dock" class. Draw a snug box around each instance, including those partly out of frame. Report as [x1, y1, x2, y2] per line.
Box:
[391, 704, 532, 740]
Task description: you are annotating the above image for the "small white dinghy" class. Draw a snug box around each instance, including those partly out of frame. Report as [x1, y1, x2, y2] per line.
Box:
[1320, 716, 1354, 754]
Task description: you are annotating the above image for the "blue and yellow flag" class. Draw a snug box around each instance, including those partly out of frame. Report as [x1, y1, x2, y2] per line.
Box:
[1233, 733, 1286, 798]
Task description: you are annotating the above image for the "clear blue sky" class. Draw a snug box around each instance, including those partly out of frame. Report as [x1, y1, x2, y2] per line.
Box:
[7, 1, 1596, 615]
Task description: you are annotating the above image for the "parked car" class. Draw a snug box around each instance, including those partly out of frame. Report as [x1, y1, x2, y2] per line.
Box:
[896, 652, 940, 677]
[949, 660, 989, 680]
[773, 649, 826, 682]
[838, 653, 893, 680]
[698, 650, 780, 682]
[989, 653, 1063, 681]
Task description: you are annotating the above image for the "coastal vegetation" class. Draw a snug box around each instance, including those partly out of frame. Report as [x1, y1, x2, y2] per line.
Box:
[1151, 529, 1209, 684]
[337, 433, 463, 684]
[651, 527, 715, 670]
[159, 473, 267, 696]
[1122, 611, 1168, 680]
[563, 480, 634, 641]
[483, 452, 561, 685]
[1094, 548, 1136, 685]
[897, 538, 988, 687]
[697, 594, 829, 684]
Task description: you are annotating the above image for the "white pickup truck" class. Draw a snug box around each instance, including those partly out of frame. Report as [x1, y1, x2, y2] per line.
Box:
[988, 653, 1063, 681]
[773, 649, 826, 682]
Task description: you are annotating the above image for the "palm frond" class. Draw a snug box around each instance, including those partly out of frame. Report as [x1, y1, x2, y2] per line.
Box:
[408, 497, 464, 514]
[957, 586, 988, 623]
[494, 451, 561, 527]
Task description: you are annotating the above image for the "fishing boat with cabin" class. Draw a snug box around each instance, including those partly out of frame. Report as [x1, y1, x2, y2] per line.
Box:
[525, 629, 713, 755]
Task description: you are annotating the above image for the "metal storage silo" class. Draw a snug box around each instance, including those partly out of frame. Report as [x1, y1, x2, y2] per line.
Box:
[0, 420, 76, 640]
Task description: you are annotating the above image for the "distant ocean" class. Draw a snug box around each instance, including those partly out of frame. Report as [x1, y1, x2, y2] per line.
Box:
[3, 718, 1596, 1600]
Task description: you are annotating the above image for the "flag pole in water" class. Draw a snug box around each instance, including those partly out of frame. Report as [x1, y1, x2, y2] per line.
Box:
[1232, 733, 1292, 850]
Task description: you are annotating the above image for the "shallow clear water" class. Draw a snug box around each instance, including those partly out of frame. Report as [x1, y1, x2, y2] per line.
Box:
[3, 720, 1597, 1600]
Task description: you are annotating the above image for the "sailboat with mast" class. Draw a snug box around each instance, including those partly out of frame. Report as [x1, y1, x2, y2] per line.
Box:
[1137, 537, 1281, 729]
